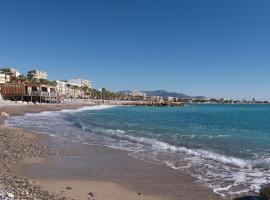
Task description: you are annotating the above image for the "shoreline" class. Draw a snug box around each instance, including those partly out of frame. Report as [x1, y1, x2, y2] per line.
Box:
[0, 103, 223, 200]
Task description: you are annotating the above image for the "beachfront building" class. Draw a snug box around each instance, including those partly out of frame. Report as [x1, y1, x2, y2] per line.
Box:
[0, 68, 20, 83]
[81, 79, 92, 88]
[56, 80, 69, 96]
[56, 80, 83, 98]
[0, 73, 10, 84]
[67, 78, 92, 88]
[1, 83, 57, 102]
[66, 78, 92, 98]
[56, 79, 89, 98]
[9, 68, 21, 78]
[66, 79, 82, 97]
[67, 78, 82, 87]
[28, 69, 48, 80]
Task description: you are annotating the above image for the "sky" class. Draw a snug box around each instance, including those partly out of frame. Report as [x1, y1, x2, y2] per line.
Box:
[0, 0, 270, 100]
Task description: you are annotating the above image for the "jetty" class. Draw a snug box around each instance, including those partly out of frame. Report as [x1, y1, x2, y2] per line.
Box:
[96, 100, 186, 107]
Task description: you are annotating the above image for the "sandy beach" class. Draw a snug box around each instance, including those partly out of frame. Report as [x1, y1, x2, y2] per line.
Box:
[0, 103, 223, 200]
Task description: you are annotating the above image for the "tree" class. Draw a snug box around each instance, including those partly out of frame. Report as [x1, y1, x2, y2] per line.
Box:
[26, 73, 35, 83]
[70, 85, 81, 97]
[81, 85, 90, 97]
[89, 88, 101, 99]
[101, 87, 106, 100]
[18, 75, 27, 82]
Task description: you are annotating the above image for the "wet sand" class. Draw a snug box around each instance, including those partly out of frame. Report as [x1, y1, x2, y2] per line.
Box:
[1, 103, 223, 200]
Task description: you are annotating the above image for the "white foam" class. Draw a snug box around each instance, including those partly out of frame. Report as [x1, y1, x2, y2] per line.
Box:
[213, 185, 232, 197]
[233, 172, 247, 183]
[99, 129, 250, 168]
[60, 105, 116, 113]
[5, 105, 116, 124]
[162, 161, 182, 170]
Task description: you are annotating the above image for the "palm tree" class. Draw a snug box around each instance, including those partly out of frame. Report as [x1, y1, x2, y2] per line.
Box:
[39, 78, 49, 85]
[66, 84, 71, 97]
[89, 88, 100, 99]
[81, 85, 90, 97]
[26, 73, 35, 83]
[18, 75, 26, 82]
[70, 85, 81, 97]
[101, 87, 107, 100]
[49, 80, 57, 86]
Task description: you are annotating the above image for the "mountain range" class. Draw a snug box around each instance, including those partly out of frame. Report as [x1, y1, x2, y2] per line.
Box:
[118, 90, 206, 99]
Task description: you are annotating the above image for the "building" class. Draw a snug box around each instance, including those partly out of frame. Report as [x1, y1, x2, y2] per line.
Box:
[66, 78, 92, 97]
[168, 96, 175, 101]
[81, 79, 92, 88]
[56, 80, 68, 96]
[9, 68, 20, 77]
[67, 78, 92, 88]
[132, 91, 147, 97]
[28, 69, 48, 80]
[1, 83, 57, 102]
[0, 73, 10, 84]
[67, 78, 82, 87]
[149, 96, 163, 101]
[0, 68, 20, 82]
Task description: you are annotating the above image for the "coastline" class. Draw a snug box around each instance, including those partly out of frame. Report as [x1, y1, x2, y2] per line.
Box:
[0, 103, 223, 200]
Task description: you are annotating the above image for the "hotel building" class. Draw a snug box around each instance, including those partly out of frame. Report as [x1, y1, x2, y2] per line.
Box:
[28, 69, 48, 80]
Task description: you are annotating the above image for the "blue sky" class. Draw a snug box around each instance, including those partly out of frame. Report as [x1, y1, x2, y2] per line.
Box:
[0, 0, 269, 100]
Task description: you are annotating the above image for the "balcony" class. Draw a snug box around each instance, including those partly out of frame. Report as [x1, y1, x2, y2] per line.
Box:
[31, 91, 50, 96]
[50, 92, 57, 97]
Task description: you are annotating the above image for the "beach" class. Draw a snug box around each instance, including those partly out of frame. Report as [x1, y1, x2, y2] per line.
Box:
[0, 103, 223, 200]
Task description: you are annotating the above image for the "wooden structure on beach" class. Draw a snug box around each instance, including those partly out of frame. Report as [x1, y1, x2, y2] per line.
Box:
[0, 83, 58, 103]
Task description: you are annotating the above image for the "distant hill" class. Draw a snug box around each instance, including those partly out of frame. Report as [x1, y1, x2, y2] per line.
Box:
[118, 90, 206, 99]
[118, 90, 133, 94]
[141, 90, 190, 99]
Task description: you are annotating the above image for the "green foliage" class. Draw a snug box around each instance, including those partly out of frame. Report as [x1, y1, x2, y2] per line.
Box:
[0, 67, 11, 74]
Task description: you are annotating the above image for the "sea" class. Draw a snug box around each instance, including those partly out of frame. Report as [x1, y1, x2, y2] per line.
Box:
[5, 104, 270, 198]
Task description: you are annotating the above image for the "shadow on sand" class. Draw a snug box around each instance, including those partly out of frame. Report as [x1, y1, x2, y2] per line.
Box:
[234, 196, 260, 200]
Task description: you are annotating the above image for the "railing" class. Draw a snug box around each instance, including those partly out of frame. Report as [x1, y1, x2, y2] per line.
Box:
[41, 91, 49, 96]
[31, 91, 41, 96]
[31, 91, 56, 97]
[50, 92, 57, 97]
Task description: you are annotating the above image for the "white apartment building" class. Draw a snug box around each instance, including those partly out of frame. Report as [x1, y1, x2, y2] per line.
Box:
[132, 91, 147, 97]
[56, 80, 68, 96]
[81, 79, 92, 88]
[67, 78, 82, 87]
[28, 69, 48, 80]
[168, 96, 175, 101]
[56, 78, 92, 98]
[0, 73, 10, 84]
[9, 68, 20, 77]
[67, 78, 92, 88]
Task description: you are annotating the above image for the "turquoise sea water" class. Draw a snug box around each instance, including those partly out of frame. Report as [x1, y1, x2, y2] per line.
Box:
[5, 104, 270, 198]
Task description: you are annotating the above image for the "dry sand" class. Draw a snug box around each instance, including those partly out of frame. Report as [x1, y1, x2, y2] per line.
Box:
[36, 180, 167, 200]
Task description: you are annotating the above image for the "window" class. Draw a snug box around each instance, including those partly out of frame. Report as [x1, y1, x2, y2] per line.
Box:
[50, 88, 56, 93]
[32, 86, 38, 91]
[42, 87, 48, 92]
